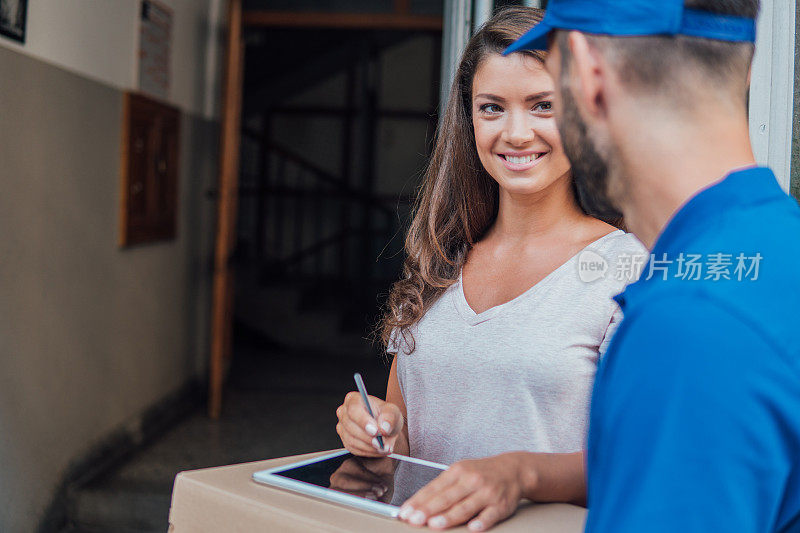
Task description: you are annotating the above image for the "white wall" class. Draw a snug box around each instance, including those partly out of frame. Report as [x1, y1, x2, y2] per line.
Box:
[749, 0, 796, 192]
[0, 0, 224, 119]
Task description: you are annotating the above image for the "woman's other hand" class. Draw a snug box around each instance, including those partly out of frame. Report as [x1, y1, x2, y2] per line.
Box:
[397, 451, 586, 530]
[336, 391, 404, 456]
[398, 453, 526, 531]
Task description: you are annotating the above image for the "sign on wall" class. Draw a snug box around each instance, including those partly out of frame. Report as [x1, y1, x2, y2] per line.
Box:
[139, 0, 173, 101]
[0, 0, 27, 43]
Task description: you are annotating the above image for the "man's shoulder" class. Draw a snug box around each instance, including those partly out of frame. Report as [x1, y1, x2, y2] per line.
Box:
[616, 289, 799, 378]
[709, 188, 800, 260]
[621, 290, 754, 341]
[625, 202, 800, 362]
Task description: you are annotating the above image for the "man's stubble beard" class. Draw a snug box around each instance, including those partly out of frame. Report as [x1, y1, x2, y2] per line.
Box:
[557, 80, 625, 221]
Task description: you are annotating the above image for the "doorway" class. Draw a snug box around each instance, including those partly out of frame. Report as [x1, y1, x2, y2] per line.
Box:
[210, 1, 443, 417]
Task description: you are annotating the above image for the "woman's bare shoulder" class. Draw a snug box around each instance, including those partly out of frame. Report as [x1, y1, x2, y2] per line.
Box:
[573, 217, 619, 247]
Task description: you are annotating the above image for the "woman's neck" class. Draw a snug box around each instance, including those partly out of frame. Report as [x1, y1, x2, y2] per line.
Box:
[488, 176, 586, 242]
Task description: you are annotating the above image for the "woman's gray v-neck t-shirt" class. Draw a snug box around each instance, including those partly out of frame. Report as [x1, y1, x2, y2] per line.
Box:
[389, 230, 646, 465]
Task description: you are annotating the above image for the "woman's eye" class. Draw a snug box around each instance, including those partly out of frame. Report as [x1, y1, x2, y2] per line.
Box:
[479, 103, 503, 114]
[533, 101, 553, 113]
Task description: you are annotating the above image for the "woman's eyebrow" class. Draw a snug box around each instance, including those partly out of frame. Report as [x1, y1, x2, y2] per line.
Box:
[526, 91, 553, 101]
[474, 93, 505, 102]
[474, 91, 553, 102]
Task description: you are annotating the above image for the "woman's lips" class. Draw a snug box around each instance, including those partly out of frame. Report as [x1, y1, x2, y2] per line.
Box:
[498, 152, 546, 171]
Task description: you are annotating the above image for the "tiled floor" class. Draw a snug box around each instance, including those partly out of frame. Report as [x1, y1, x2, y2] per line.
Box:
[64, 338, 390, 532]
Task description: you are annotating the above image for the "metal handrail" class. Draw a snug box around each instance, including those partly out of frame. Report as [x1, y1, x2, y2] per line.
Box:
[240, 131, 396, 217]
[246, 143, 400, 282]
[269, 228, 387, 269]
[236, 185, 414, 206]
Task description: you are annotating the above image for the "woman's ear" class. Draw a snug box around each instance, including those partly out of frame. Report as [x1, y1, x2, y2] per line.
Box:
[566, 31, 609, 122]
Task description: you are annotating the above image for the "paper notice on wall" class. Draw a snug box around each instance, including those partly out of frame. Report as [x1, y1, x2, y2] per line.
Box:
[139, 0, 172, 100]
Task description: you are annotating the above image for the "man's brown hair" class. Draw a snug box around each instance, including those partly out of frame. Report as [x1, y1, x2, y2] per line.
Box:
[558, 0, 759, 104]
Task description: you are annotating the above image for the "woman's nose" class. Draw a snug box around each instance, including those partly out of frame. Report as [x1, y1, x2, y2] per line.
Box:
[502, 113, 535, 146]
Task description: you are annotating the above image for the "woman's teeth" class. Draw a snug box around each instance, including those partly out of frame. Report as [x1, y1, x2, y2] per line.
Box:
[505, 154, 541, 164]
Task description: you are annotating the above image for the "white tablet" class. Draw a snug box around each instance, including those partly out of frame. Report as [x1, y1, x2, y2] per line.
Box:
[252, 450, 448, 518]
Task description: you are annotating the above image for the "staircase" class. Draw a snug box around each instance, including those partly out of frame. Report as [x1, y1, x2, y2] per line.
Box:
[61, 486, 170, 533]
[58, 338, 390, 533]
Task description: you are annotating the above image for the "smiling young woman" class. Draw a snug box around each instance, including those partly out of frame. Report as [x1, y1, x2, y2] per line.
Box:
[335, 6, 646, 531]
[472, 58, 571, 196]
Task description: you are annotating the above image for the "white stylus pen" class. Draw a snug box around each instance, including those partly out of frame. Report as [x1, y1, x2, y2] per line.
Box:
[353, 372, 384, 450]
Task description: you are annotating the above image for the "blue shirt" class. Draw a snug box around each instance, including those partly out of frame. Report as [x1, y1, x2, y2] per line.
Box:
[585, 167, 800, 533]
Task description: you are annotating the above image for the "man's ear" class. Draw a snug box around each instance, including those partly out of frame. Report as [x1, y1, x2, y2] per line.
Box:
[566, 31, 608, 121]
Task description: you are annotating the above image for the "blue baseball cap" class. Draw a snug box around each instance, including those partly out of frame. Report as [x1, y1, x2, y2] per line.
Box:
[504, 0, 757, 54]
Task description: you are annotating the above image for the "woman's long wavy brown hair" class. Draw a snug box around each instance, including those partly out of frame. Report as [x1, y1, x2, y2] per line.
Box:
[379, 6, 613, 353]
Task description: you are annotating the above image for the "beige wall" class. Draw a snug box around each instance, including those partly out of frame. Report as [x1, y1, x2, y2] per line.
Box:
[0, 43, 217, 532]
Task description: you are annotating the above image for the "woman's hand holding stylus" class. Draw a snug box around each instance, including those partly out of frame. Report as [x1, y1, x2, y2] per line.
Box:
[336, 392, 405, 456]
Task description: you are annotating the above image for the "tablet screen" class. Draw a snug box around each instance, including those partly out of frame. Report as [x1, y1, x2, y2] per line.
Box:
[271, 453, 445, 507]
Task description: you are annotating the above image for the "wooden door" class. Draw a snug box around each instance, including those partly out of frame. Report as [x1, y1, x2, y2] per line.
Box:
[209, 0, 244, 419]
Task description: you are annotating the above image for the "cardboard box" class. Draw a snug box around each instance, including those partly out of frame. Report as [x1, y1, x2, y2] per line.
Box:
[169, 450, 587, 532]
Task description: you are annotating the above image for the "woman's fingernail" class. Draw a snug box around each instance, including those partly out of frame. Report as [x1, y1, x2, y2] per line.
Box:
[380, 421, 391, 433]
[398, 505, 413, 520]
[365, 422, 378, 435]
[372, 437, 382, 449]
[410, 510, 427, 526]
[469, 520, 485, 531]
[373, 485, 386, 496]
[429, 516, 447, 529]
